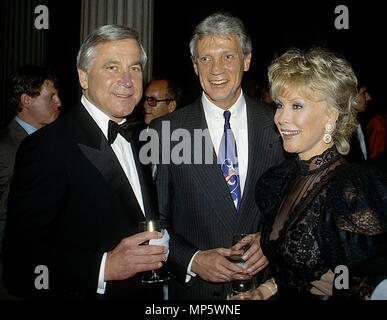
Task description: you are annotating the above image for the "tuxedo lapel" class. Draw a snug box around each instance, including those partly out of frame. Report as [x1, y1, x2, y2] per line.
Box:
[72, 105, 144, 224]
[130, 141, 158, 221]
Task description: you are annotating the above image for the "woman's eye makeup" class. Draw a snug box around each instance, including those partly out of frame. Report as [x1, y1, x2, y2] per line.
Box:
[275, 100, 305, 110]
[292, 103, 304, 110]
[275, 101, 283, 109]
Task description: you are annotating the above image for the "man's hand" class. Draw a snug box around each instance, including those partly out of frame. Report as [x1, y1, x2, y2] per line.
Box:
[191, 248, 244, 283]
[104, 231, 168, 281]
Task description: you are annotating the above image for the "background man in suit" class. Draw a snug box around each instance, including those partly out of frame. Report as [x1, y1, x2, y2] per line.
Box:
[347, 83, 371, 163]
[0, 66, 61, 299]
[151, 12, 284, 299]
[0, 66, 61, 226]
[1, 25, 167, 299]
[142, 77, 181, 125]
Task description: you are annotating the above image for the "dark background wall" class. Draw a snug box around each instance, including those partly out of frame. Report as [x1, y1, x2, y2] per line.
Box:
[0, 0, 81, 127]
[44, 1, 82, 110]
[0, 0, 384, 127]
[152, 0, 384, 107]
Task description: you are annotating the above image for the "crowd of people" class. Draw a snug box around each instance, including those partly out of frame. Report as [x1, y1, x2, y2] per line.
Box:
[0, 12, 386, 301]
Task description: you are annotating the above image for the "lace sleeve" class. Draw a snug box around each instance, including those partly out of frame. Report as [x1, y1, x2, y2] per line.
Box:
[317, 164, 387, 299]
[336, 185, 384, 236]
[328, 164, 387, 235]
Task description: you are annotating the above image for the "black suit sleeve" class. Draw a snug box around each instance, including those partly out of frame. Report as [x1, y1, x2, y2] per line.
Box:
[151, 118, 199, 285]
[156, 160, 199, 285]
[0, 144, 11, 221]
[1, 134, 101, 298]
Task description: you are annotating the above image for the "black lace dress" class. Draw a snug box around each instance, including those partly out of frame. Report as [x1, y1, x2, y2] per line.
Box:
[257, 147, 387, 299]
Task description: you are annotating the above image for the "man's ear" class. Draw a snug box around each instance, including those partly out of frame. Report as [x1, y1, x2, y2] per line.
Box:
[243, 52, 252, 72]
[77, 69, 89, 90]
[168, 100, 177, 113]
[191, 56, 199, 76]
[20, 93, 32, 109]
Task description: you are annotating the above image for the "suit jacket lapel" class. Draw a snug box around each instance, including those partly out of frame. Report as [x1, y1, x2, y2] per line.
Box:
[185, 99, 238, 232]
[9, 119, 28, 142]
[72, 105, 144, 224]
[237, 96, 278, 229]
[131, 140, 158, 221]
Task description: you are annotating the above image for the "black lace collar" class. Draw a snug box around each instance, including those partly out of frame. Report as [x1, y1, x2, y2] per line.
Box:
[296, 147, 341, 175]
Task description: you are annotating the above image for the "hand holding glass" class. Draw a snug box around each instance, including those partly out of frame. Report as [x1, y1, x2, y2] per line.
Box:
[138, 220, 170, 283]
[227, 233, 255, 299]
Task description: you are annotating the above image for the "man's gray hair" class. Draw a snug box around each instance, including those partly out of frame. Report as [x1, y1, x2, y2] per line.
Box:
[189, 12, 252, 61]
[76, 24, 147, 72]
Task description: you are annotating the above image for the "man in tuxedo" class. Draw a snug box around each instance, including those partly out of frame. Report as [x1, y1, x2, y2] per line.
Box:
[150, 13, 284, 299]
[1, 25, 167, 299]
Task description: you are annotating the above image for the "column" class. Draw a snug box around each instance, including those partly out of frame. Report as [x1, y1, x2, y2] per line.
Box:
[80, 0, 154, 83]
[0, 0, 47, 127]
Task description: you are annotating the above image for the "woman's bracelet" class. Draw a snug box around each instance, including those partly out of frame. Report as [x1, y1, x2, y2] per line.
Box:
[260, 283, 275, 296]
[259, 278, 278, 296]
[267, 278, 278, 292]
[254, 288, 265, 300]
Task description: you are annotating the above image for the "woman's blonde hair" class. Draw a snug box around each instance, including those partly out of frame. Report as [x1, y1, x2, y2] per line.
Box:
[268, 47, 360, 155]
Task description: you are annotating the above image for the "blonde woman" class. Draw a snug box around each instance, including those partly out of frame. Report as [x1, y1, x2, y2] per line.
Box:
[247, 47, 387, 300]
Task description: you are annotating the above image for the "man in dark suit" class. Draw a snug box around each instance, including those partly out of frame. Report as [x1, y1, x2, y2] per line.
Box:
[0, 66, 61, 299]
[150, 13, 284, 300]
[142, 77, 182, 125]
[347, 84, 371, 163]
[1, 25, 167, 299]
[0, 66, 61, 231]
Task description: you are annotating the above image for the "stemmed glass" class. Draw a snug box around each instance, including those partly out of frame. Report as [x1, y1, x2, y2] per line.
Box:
[227, 233, 255, 299]
[138, 219, 170, 283]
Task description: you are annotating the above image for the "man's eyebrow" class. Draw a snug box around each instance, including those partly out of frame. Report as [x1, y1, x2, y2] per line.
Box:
[102, 60, 120, 66]
[102, 60, 143, 67]
[130, 60, 143, 67]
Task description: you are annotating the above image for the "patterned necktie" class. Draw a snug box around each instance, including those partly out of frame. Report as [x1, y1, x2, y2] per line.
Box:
[218, 110, 242, 211]
[107, 119, 142, 144]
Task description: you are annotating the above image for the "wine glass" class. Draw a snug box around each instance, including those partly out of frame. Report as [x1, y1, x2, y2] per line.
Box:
[138, 219, 170, 283]
[227, 233, 255, 299]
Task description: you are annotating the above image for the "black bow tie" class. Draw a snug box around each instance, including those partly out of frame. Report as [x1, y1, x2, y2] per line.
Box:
[107, 119, 142, 144]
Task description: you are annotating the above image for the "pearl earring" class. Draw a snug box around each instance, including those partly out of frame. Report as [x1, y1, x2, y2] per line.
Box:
[323, 123, 333, 144]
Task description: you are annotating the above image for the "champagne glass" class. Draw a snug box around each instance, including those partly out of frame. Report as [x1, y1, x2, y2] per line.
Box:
[227, 233, 255, 299]
[138, 219, 170, 283]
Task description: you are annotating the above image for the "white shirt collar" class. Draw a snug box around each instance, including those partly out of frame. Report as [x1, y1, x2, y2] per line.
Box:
[201, 90, 245, 120]
[81, 95, 126, 139]
[81, 96, 145, 215]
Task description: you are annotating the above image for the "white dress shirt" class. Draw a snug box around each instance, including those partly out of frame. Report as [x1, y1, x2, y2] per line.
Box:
[186, 90, 249, 281]
[201, 90, 249, 193]
[356, 124, 368, 160]
[81, 96, 145, 294]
